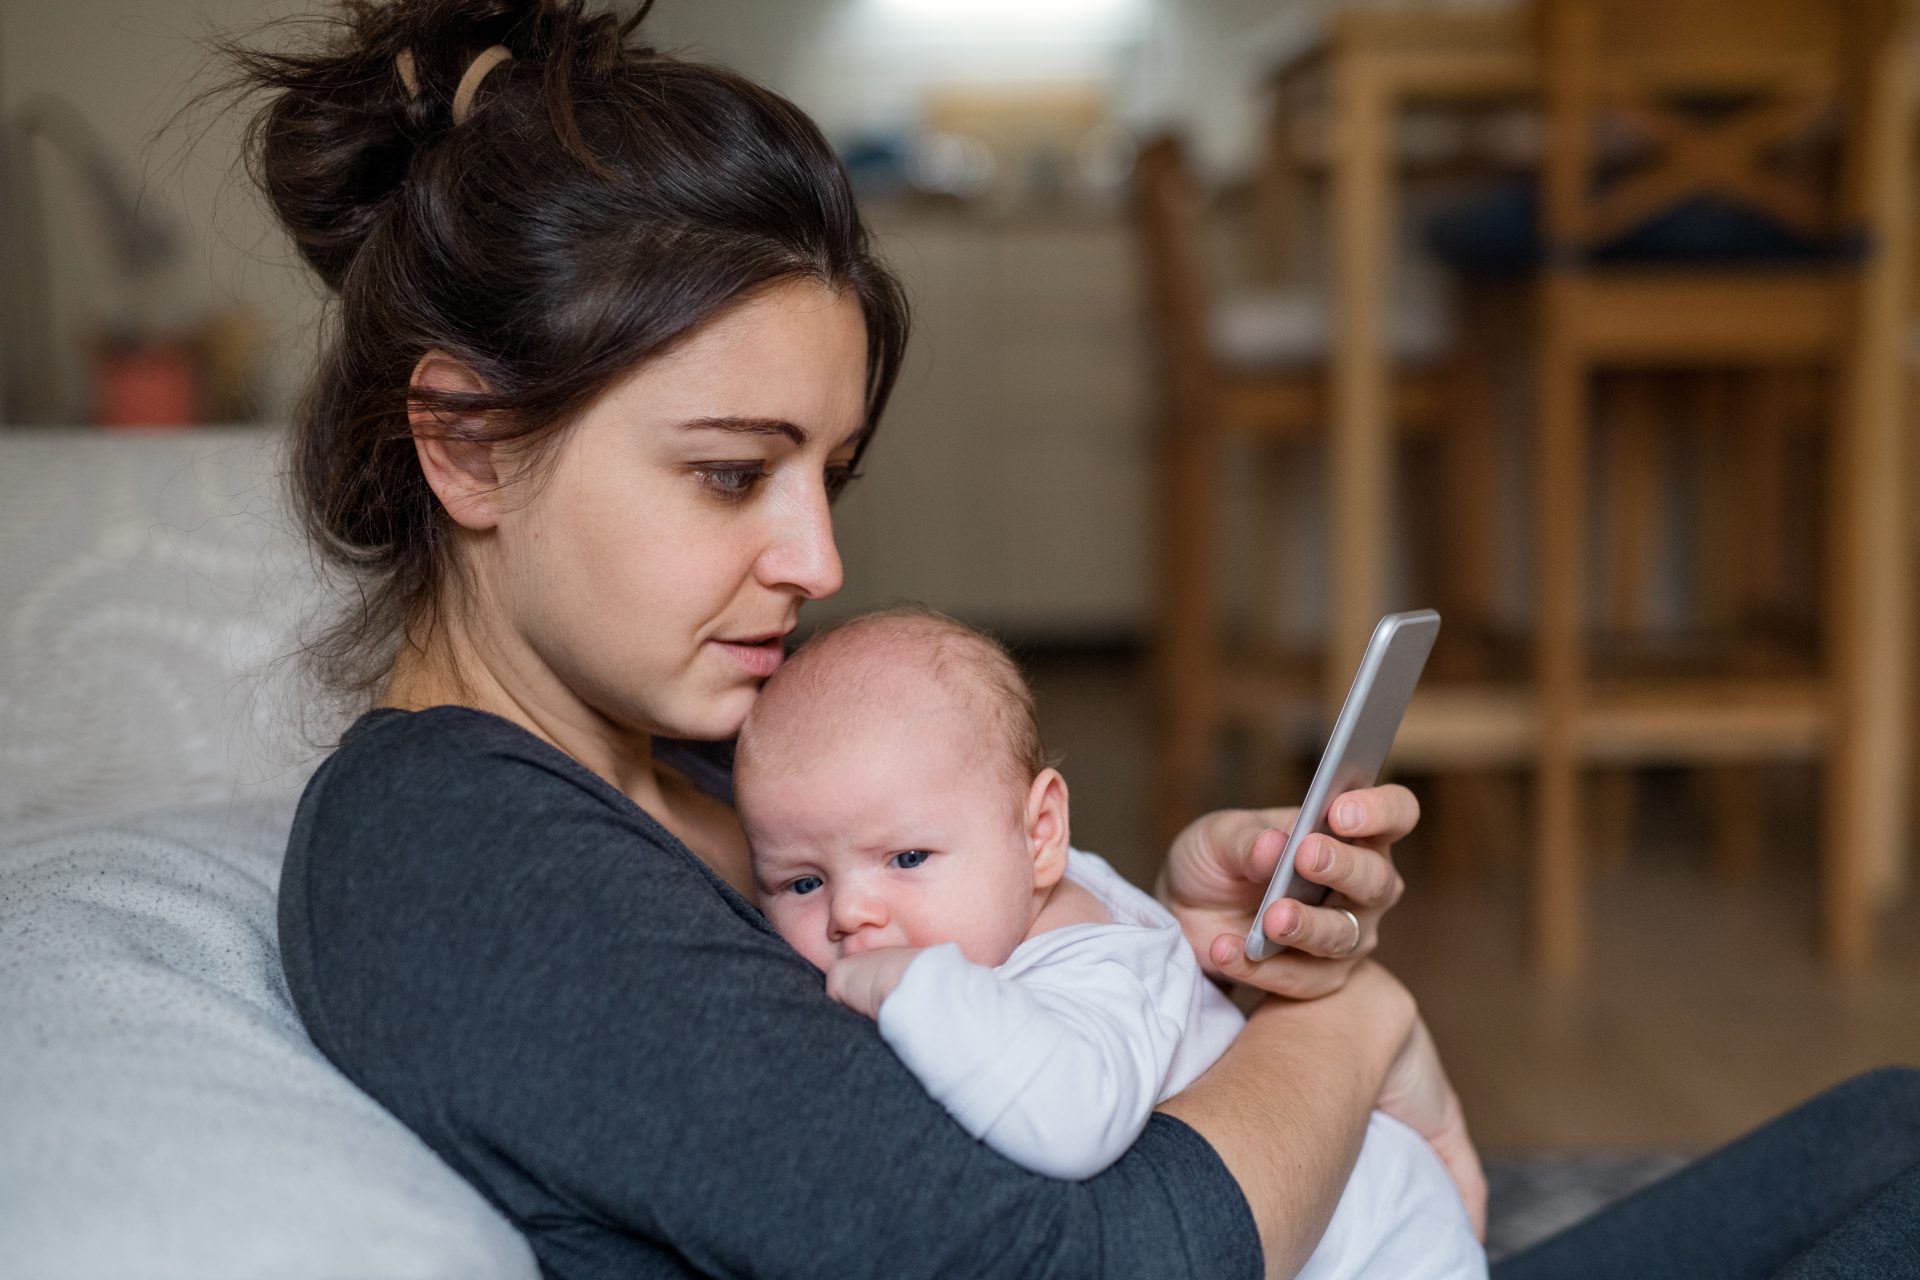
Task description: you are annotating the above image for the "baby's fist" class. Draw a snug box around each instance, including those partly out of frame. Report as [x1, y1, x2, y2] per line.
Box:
[825, 947, 923, 1019]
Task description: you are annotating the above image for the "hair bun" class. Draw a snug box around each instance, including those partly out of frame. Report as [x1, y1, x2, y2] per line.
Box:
[220, 0, 657, 291]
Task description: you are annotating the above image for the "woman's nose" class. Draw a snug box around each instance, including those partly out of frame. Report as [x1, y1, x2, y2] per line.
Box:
[759, 481, 844, 600]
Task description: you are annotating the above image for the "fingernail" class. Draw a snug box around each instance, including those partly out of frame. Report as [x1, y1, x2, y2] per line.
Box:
[1279, 904, 1301, 936]
[1336, 802, 1361, 832]
[1310, 841, 1332, 874]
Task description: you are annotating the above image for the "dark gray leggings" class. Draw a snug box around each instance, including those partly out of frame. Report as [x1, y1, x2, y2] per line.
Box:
[1493, 1067, 1920, 1280]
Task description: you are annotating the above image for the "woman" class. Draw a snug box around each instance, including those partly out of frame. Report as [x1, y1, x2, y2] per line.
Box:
[240, 3, 1918, 1277]
[247, 3, 1442, 1276]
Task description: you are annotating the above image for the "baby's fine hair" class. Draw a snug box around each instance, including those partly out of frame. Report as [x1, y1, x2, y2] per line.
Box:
[742, 605, 1052, 798]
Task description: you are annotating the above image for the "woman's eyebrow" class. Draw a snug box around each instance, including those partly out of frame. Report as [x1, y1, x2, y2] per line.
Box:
[677, 416, 809, 445]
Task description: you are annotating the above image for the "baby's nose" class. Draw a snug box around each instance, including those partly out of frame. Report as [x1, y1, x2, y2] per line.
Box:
[827, 885, 887, 938]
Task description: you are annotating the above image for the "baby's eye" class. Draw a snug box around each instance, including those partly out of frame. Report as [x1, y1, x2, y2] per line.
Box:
[890, 850, 931, 870]
[789, 875, 824, 896]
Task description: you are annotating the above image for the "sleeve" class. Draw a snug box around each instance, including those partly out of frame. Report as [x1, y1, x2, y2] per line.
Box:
[877, 940, 1186, 1181]
[281, 726, 1264, 1280]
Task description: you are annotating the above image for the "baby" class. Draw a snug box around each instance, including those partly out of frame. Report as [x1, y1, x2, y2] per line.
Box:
[735, 606, 1485, 1280]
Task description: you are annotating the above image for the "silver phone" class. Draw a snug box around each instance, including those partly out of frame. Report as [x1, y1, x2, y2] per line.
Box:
[1243, 610, 1441, 962]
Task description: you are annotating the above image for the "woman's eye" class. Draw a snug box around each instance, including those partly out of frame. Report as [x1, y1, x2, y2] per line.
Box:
[790, 875, 824, 896]
[695, 464, 768, 501]
[890, 850, 931, 870]
[824, 464, 864, 502]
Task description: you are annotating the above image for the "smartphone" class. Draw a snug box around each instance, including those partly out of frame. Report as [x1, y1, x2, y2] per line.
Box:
[1243, 610, 1441, 962]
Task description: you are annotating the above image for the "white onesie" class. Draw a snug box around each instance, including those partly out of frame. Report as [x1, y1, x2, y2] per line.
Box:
[876, 849, 1487, 1280]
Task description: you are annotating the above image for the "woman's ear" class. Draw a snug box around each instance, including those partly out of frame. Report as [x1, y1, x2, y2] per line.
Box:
[409, 351, 504, 531]
[1025, 767, 1072, 890]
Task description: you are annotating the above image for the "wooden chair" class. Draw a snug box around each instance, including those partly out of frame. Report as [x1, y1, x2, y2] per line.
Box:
[1530, 0, 1914, 975]
[1134, 133, 1502, 844]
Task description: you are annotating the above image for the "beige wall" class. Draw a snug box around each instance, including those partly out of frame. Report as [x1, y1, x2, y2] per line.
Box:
[2, 0, 327, 423]
[0, 0, 1393, 426]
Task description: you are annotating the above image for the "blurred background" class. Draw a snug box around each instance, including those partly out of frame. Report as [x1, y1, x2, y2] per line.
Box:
[3, 0, 1919, 1255]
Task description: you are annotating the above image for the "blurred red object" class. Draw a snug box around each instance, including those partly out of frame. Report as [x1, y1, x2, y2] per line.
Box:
[95, 341, 200, 429]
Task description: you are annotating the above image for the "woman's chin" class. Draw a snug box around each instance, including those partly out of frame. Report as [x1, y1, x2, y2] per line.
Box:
[662, 685, 757, 743]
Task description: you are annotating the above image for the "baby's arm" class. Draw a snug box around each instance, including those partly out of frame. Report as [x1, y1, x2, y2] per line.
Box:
[835, 938, 1188, 1181]
[825, 946, 924, 1017]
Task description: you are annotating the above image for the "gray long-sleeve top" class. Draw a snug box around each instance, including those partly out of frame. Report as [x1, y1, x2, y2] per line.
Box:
[277, 705, 1263, 1279]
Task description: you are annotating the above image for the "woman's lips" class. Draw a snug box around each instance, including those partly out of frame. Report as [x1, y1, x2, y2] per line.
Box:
[713, 636, 785, 678]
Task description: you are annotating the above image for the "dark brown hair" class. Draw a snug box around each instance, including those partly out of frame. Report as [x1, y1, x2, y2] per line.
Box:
[218, 0, 909, 719]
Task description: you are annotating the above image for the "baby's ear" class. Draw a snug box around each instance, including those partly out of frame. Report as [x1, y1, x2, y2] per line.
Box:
[1025, 768, 1072, 889]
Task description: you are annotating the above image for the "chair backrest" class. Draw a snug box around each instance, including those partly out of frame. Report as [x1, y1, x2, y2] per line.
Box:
[1133, 134, 1216, 392]
[1538, 0, 1895, 256]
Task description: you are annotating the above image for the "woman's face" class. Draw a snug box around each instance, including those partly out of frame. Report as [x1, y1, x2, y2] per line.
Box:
[485, 280, 872, 742]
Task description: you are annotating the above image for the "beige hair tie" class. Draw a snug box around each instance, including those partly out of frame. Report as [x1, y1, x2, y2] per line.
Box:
[451, 45, 513, 125]
[395, 48, 420, 99]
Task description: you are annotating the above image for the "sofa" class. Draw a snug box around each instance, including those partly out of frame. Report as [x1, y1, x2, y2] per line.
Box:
[0, 427, 538, 1279]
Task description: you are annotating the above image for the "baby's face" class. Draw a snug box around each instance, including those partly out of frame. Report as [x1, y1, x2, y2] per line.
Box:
[741, 698, 1041, 972]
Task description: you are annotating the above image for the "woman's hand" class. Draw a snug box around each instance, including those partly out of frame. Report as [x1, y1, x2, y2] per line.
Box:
[1377, 1014, 1488, 1241]
[1155, 785, 1417, 1000]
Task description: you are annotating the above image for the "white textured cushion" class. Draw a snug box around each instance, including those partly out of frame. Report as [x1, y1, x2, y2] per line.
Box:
[0, 799, 540, 1280]
[0, 428, 328, 828]
[0, 429, 537, 1278]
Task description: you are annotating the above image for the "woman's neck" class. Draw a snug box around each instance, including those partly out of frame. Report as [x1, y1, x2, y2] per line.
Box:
[379, 607, 756, 895]
[380, 604, 756, 895]
[380, 608, 665, 812]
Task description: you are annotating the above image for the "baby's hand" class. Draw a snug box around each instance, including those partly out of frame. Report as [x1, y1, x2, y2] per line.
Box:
[1376, 1014, 1488, 1242]
[825, 947, 924, 1019]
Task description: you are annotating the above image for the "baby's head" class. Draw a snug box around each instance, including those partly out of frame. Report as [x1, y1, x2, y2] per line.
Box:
[735, 606, 1070, 972]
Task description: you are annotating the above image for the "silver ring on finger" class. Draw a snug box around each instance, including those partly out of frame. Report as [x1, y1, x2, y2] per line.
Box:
[1339, 908, 1362, 956]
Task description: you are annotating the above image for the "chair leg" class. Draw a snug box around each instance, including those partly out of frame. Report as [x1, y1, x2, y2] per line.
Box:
[1589, 371, 1663, 874]
[1536, 283, 1588, 978]
[1428, 770, 1481, 885]
[1603, 371, 1663, 638]
[1688, 371, 1744, 640]
[1712, 763, 1764, 885]
[1157, 411, 1220, 849]
[1737, 371, 1795, 647]
[1588, 769, 1635, 873]
[1251, 443, 1288, 652]
[1439, 294, 1507, 664]
[1821, 267, 1913, 969]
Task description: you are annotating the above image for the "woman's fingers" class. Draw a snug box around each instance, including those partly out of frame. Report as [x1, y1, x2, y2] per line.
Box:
[1327, 783, 1420, 847]
[1208, 809, 1295, 880]
[1242, 823, 1288, 883]
[1293, 832, 1405, 912]
[1164, 796, 1419, 1001]
[1205, 932, 1349, 1001]
[1158, 807, 1297, 912]
[1259, 898, 1375, 960]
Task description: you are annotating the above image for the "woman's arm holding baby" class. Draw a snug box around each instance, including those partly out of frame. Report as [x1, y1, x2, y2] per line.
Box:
[1157, 962, 1418, 1280]
[1159, 786, 1489, 1243]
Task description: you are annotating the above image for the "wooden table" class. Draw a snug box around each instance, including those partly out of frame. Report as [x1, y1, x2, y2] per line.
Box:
[1270, 2, 1917, 969]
